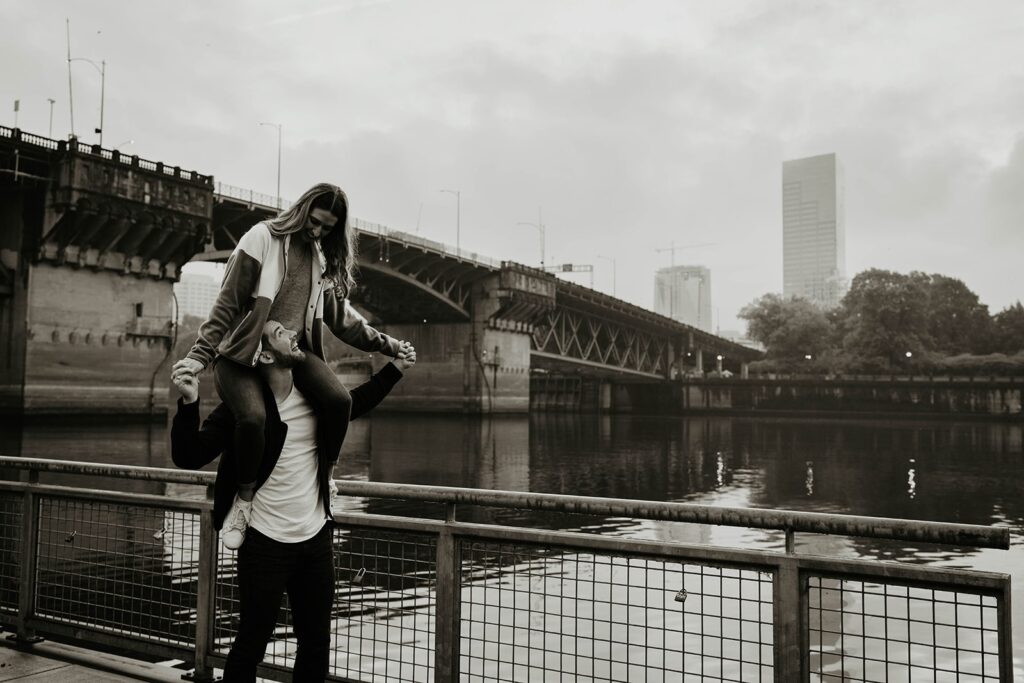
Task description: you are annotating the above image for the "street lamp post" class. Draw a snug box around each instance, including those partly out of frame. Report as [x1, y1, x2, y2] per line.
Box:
[258, 122, 282, 209]
[598, 254, 616, 296]
[47, 98, 56, 137]
[440, 189, 461, 255]
[68, 56, 106, 146]
[517, 209, 546, 269]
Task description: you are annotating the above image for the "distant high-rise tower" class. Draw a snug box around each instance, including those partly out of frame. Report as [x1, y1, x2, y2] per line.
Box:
[174, 272, 220, 319]
[654, 265, 712, 331]
[782, 153, 846, 308]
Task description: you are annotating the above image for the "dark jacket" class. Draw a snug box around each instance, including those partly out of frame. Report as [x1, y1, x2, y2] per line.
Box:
[171, 362, 402, 530]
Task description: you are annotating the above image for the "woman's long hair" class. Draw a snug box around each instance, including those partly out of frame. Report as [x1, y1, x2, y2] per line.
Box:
[264, 183, 357, 298]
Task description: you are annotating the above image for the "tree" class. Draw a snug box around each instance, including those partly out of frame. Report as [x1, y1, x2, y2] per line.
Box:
[739, 294, 834, 362]
[992, 302, 1024, 354]
[923, 274, 991, 354]
[835, 269, 931, 367]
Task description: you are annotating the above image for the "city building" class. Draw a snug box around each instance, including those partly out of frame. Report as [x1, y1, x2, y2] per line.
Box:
[782, 153, 847, 308]
[174, 271, 220, 319]
[654, 265, 712, 331]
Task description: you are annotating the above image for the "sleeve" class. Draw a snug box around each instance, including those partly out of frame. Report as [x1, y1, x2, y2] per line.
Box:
[185, 225, 269, 368]
[348, 362, 403, 420]
[322, 290, 402, 357]
[171, 399, 233, 469]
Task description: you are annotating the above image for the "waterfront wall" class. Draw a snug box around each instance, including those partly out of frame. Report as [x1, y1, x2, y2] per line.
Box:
[678, 378, 1024, 418]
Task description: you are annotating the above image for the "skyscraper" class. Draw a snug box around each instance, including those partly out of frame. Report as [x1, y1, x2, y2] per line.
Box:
[174, 272, 220, 319]
[654, 265, 712, 331]
[782, 153, 846, 308]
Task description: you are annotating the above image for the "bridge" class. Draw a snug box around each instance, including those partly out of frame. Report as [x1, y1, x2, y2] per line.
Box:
[0, 126, 759, 415]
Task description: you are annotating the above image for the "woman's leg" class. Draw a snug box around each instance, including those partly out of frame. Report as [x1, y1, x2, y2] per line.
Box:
[214, 359, 266, 498]
[292, 353, 352, 465]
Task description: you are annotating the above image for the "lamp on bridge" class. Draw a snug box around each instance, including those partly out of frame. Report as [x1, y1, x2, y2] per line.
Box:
[258, 121, 283, 209]
[67, 54, 105, 146]
[440, 189, 461, 256]
[517, 208, 546, 269]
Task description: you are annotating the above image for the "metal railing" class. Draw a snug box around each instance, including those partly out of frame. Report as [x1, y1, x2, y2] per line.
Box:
[0, 456, 1014, 682]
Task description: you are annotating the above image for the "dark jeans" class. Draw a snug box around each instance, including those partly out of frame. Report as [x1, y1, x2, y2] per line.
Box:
[223, 525, 335, 682]
[213, 352, 353, 485]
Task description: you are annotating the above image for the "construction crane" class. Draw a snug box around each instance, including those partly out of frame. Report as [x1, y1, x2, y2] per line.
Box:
[654, 241, 718, 268]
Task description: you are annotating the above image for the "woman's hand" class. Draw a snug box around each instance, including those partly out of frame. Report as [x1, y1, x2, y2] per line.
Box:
[396, 347, 417, 371]
[172, 371, 199, 404]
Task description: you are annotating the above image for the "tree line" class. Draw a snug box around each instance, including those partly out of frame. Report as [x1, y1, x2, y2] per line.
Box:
[739, 269, 1024, 374]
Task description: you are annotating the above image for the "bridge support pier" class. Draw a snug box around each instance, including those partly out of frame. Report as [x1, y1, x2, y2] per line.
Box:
[374, 321, 531, 413]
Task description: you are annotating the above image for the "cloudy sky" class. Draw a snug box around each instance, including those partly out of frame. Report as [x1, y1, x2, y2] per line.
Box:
[3, 1, 1022, 331]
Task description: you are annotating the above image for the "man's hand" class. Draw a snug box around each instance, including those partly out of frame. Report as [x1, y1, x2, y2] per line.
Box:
[172, 357, 204, 376]
[396, 346, 416, 371]
[396, 340, 415, 361]
[171, 367, 199, 404]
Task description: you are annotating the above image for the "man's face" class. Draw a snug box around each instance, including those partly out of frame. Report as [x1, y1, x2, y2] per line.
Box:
[260, 321, 306, 368]
[302, 207, 339, 242]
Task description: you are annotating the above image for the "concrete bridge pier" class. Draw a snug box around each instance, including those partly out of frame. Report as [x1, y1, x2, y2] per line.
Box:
[372, 263, 553, 414]
[0, 136, 211, 415]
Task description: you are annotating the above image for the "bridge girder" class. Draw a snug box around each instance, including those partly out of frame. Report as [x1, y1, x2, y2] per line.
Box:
[532, 305, 672, 377]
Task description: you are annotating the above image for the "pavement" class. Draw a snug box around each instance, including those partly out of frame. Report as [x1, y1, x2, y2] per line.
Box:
[0, 638, 187, 683]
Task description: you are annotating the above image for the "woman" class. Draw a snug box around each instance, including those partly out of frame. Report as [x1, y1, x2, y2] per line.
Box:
[171, 183, 411, 548]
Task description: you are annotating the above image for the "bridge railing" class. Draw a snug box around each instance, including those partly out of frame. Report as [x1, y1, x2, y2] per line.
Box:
[0, 126, 213, 185]
[0, 456, 1013, 682]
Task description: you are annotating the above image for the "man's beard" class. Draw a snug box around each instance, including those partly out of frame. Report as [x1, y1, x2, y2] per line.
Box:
[270, 347, 306, 368]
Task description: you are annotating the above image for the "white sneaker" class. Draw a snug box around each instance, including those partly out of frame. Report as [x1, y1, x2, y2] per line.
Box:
[221, 497, 252, 550]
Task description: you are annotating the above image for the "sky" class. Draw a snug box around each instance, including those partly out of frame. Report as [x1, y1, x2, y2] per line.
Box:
[3, 0, 1023, 332]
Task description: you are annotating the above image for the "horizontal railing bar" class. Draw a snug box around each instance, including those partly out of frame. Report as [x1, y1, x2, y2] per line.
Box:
[0, 481, 210, 512]
[23, 617, 196, 663]
[0, 456, 215, 485]
[793, 554, 1010, 592]
[333, 481, 1009, 549]
[0, 456, 1009, 548]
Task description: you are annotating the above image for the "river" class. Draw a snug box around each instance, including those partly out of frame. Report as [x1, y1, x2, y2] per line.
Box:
[2, 412, 1021, 676]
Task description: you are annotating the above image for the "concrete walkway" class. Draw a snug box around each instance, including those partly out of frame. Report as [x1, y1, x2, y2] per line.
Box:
[0, 640, 185, 683]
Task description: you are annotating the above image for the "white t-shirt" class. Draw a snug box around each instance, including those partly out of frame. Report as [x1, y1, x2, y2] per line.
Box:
[249, 386, 327, 543]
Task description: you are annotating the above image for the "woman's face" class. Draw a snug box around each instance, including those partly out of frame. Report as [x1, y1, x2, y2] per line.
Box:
[303, 207, 339, 241]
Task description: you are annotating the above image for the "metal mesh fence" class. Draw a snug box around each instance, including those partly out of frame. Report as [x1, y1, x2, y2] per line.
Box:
[0, 492, 21, 612]
[459, 541, 775, 683]
[213, 524, 437, 683]
[807, 576, 1003, 682]
[34, 496, 202, 646]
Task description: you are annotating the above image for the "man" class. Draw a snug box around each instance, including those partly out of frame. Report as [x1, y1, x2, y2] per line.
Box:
[171, 319, 415, 682]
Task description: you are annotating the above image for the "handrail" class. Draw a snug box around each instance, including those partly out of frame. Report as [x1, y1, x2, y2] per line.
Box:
[0, 455, 1009, 549]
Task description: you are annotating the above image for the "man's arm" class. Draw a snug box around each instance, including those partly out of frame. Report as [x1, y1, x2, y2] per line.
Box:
[350, 345, 415, 420]
[170, 372, 233, 469]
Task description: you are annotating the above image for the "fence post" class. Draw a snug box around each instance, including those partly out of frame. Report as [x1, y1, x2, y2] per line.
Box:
[12, 472, 42, 643]
[186, 493, 218, 682]
[434, 505, 461, 682]
[997, 582, 1014, 682]
[773, 557, 805, 682]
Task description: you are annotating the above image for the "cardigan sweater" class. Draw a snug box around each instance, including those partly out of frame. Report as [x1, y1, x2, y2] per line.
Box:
[186, 222, 401, 369]
[171, 362, 403, 531]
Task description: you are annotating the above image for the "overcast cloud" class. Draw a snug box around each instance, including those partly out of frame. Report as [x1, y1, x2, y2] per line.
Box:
[3, 0, 1022, 330]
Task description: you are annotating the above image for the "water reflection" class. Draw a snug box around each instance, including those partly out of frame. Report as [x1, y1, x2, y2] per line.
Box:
[1, 411, 1021, 671]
